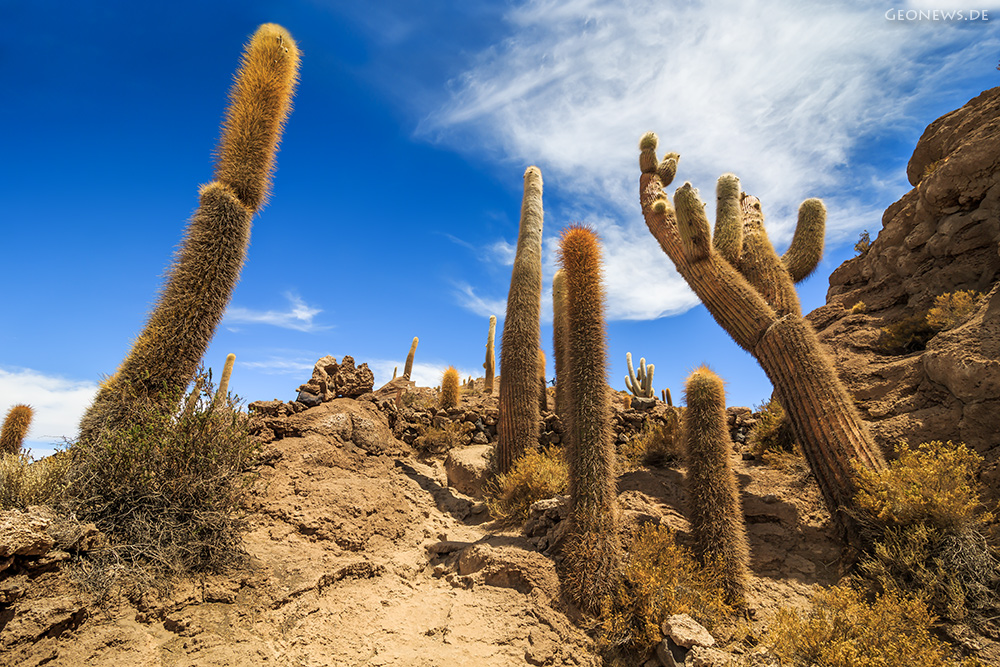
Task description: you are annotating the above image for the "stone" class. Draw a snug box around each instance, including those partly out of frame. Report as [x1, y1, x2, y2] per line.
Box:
[457, 543, 561, 601]
[443, 445, 491, 497]
[631, 396, 657, 411]
[0, 510, 55, 558]
[662, 614, 715, 648]
[333, 355, 375, 398]
[688, 646, 730, 667]
[296, 389, 322, 408]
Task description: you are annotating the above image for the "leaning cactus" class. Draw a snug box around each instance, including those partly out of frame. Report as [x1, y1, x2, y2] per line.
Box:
[625, 352, 655, 398]
[1, 404, 34, 454]
[80, 25, 300, 442]
[558, 225, 621, 612]
[484, 315, 496, 394]
[496, 167, 544, 475]
[404, 337, 418, 380]
[683, 367, 751, 607]
[637, 133, 886, 544]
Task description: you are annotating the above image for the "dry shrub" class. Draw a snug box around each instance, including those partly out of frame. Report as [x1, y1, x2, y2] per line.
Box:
[748, 398, 798, 461]
[67, 370, 262, 580]
[854, 441, 1000, 624]
[876, 311, 938, 355]
[413, 420, 472, 455]
[597, 524, 731, 661]
[851, 300, 867, 314]
[621, 408, 682, 468]
[854, 229, 871, 256]
[765, 585, 962, 667]
[927, 290, 982, 331]
[485, 446, 567, 525]
[0, 450, 71, 510]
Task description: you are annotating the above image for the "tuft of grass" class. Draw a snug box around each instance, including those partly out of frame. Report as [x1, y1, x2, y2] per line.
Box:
[0, 450, 71, 510]
[66, 369, 263, 581]
[597, 523, 732, 661]
[927, 290, 982, 331]
[851, 300, 867, 314]
[413, 420, 472, 455]
[764, 585, 967, 667]
[621, 408, 682, 468]
[485, 446, 568, 525]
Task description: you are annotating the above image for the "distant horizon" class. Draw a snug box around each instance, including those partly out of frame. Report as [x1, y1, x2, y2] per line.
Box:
[3, 1, 998, 459]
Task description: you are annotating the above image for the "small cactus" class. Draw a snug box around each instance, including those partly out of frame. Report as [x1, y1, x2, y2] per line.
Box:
[213, 353, 236, 406]
[683, 367, 751, 607]
[404, 337, 418, 380]
[1, 404, 34, 454]
[440, 367, 460, 410]
[625, 352, 655, 398]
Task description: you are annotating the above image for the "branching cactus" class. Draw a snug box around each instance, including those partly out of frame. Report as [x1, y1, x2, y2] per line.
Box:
[636, 133, 886, 544]
[683, 367, 750, 607]
[484, 315, 496, 394]
[558, 225, 621, 612]
[80, 25, 300, 442]
[1, 404, 34, 454]
[404, 337, 418, 380]
[496, 167, 544, 475]
[440, 366, 460, 410]
[625, 352, 655, 398]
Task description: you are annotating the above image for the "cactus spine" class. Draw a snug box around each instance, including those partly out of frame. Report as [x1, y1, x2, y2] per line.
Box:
[552, 270, 568, 420]
[213, 353, 236, 406]
[637, 133, 886, 544]
[496, 167, 544, 475]
[79, 25, 300, 442]
[558, 226, 620, 612]
[537, 348, 548, 413]
[440, 366, 460, 410]
[625, 352, 655, 398]
[1, 404, 34, 454]
[683, 367, 750, 607]
[484, 315, 496, 394]
[403, 337, 418, 380]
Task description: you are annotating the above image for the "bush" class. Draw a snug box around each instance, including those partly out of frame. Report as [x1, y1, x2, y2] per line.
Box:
[748, 398, 797, 461]
[851, 300, 867, 314]
[927, 290, 982, 331]
[0, 450, 71, 510]
[598, 523, 731, 661]
[621, 408, 682, 468]
[485, 447, 567, 525]
[854, 229, 871, 256]
[876, 311, 938, 355]
[765, 585, 961, 667]
[413, 420, 472, 455]
[66, 370, 262, 577]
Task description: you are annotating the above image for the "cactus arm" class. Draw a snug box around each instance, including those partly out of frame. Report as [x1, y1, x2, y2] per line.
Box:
[643, 363, 654, 397]
[781, 198, 826, 282]
[733, 195, 802, 318]
[713, 173, 743, 265]
[625, 352, 641, 395]
[404, 337, 418, 379]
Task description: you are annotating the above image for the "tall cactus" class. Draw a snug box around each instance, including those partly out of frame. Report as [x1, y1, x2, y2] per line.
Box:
[625, 352, 655, 398]
[552, 270, 568, 420]
[79, 24, 300, 442]
[440, 366, 460, 410]
[1, 404, 34, 455]
[683, 367, 750, 607]
[558, 225, 620, 612]
[537, 348, 548, 413]
[403, 337, 418, 380]
[636, 133, 886, 544]
[496, 167, 544, 474]
[484, 315, 496, 394]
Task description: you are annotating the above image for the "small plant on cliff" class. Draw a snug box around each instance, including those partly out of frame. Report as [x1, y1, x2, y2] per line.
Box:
[485, 446, 567, 525]
[926, 289, 983, 331]
[748, 398, 801, 469]
[854, 229, 871, 256]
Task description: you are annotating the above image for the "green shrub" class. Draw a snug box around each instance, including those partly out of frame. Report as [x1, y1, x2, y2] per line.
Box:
[927, 290, 982, 331]
[597, 523, 732, 661]
[0, 450, 71, 510]
[66, 370, 262, 577]
[621, 408, 682, 468]
[765, 585, 961, 667]
[485, 446, 567, 525]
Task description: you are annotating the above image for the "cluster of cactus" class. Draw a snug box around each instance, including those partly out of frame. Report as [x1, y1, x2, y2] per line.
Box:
[79, 24, 300, 442]
[484, 315, 496, 394]
[440, 366, 460, 409]
[557, 225, 621, 612]
[661, 388, 673, 406]
[636, 132, 886, 544]
[624, 352, 655, 398]
[496, 167, 544, 475]
[683, 367, 750, 607]
[404, 337, 419, 380]
[1, 405, 34, 455]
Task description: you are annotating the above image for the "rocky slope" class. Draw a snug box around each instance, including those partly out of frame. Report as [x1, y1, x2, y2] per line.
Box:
[808, 86, 1000, 500]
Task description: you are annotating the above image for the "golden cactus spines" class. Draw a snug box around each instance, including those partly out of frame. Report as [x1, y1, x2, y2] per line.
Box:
[440, 366, 460, 410]
[1, 404, 34, 454]
[404, 337, 418, 380]
[79, 25, 300, 443]
[713, 173, 743, 265]
[213, 353, 236, 406]
[683, 367, 750, 607]
[484, 315, 496, 394]
[496, 166, 544, 475]
[558, 225, 621, 612]
[782, 198, 826, 282]
[552, 270, 568, 419]
[537, 348, 548, 413]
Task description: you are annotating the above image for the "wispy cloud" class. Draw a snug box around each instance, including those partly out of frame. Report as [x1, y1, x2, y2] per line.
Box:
[369, 359, 482, 389]
[0, 367, 98, 449]
[239, 357, 317, 375]
[423, 0, 996, 320]
[225, 292, 330, 332]
[454, 282, 507, 319]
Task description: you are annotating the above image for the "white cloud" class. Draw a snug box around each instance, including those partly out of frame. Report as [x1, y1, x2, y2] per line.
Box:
[239, 357, 317, 375]
[0, 367, 98, 451]
[368, 359, 482, 390]
[454, 282, 507, 319]
[225, 292, 329, 332]
[424, 0, 995, 320]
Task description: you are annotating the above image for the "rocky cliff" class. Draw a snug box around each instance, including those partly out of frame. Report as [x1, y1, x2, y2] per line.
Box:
[808, 86, 1000, 500]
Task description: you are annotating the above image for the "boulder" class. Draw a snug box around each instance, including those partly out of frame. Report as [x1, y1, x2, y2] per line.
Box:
[0, 510, 55, 559]
[444, 445, 491, 497]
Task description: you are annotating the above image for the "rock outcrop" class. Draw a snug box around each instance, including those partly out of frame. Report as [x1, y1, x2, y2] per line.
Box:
[808, 86, 1000, 500]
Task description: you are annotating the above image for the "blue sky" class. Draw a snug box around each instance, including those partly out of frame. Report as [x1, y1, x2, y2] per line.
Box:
[2, 1, 998, 457]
